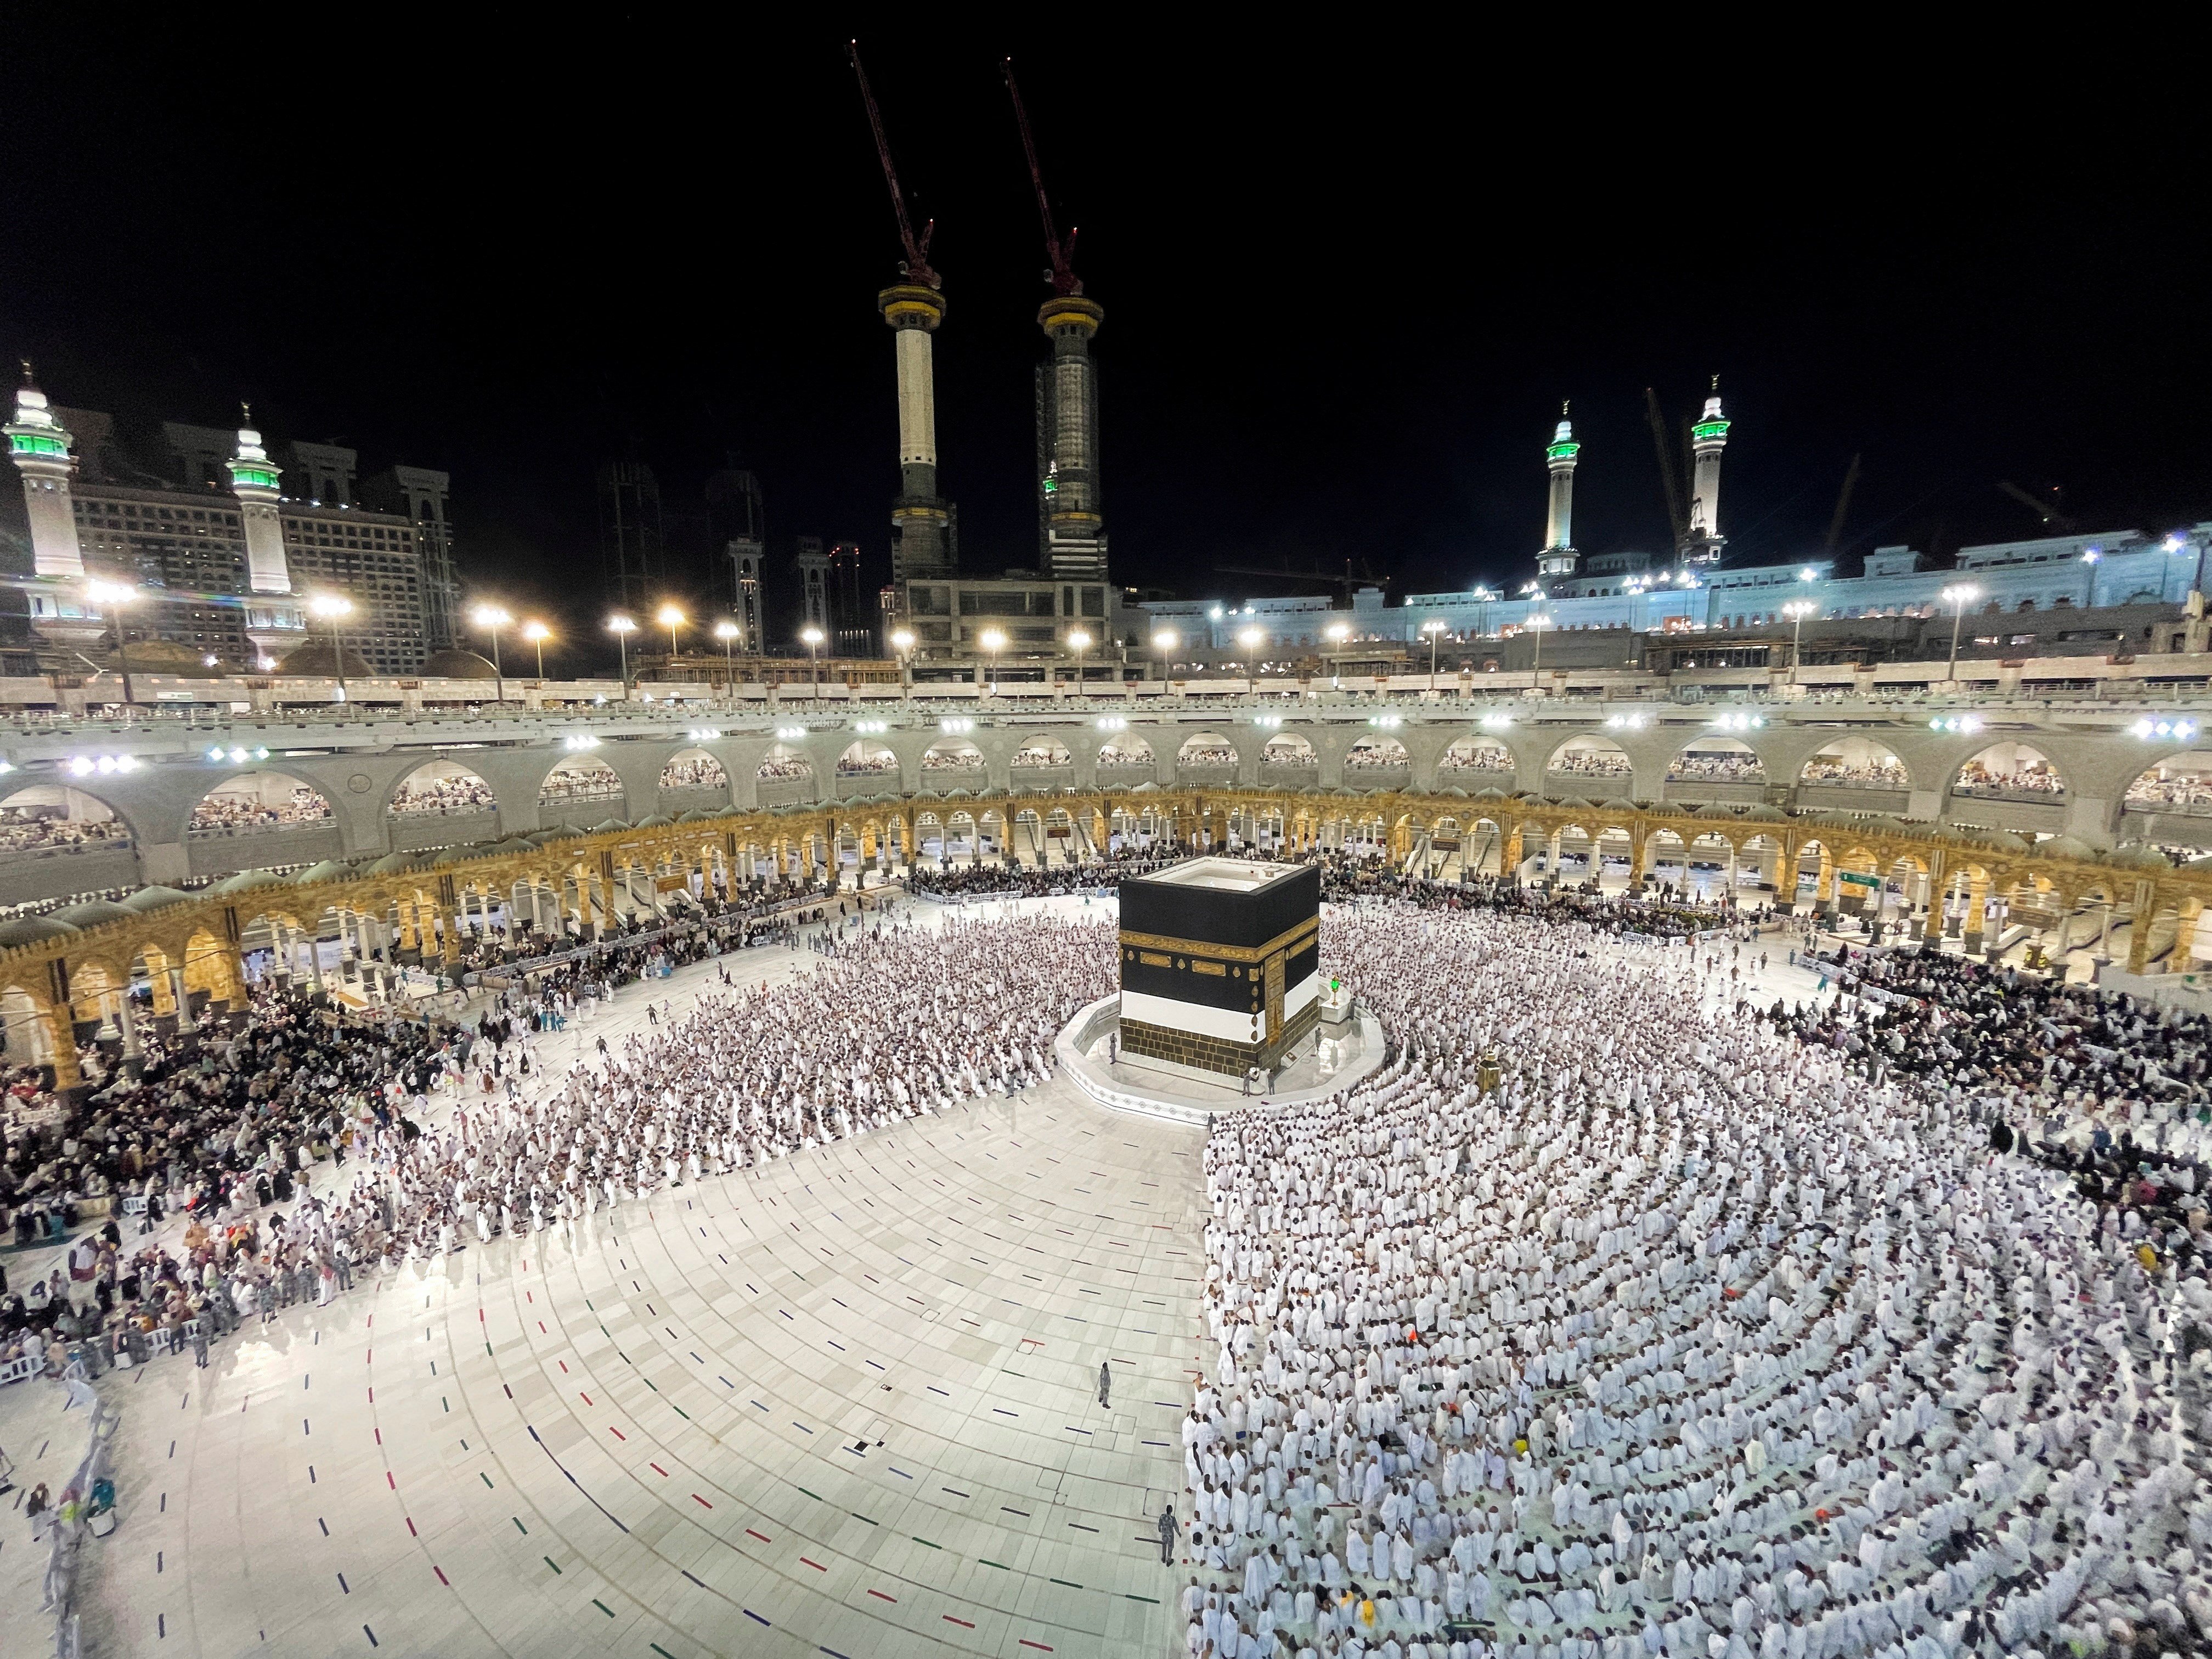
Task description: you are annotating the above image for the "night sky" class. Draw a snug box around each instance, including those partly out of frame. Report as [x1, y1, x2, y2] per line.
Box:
[4, 25, 2205, 671]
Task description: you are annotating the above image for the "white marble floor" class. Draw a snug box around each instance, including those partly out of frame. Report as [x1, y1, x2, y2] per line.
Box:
[34, 902, 1209, 1659]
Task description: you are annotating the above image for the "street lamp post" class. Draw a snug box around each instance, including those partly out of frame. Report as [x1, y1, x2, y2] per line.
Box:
[1149, 629, 1178, 684]
[1939, 584, 1980, 685]
[1421, 617, 1446, 695]
[1526, 613, 1551, 691]
[1323, 620, 1351, 691]
[1237, 625, 1263, 681]
[311, 593, 355, 697]
[607, 614, 636, 695]
[890, 627, 916, 694]
[86, 580, 138, 709]
[1066, 628, 1091, 699]
[471, 604, 511, 705]
[713, 620, 737, 692]
[800, 624, 825, 703]
[657, 603, 686, 670]
[978, 627, 1005, 696]
[523, 620, 550, 680]
[1782, 600, 1816, 684]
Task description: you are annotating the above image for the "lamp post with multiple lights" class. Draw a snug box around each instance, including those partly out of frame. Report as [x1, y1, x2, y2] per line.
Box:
[1065, 629, 1091, 697]
[608, 614, 636, 694]
[657, 603, 686, 668]
[471, 604, 511, 704]
[1421, 617, 1447, 694]
[523, 620, 550, 680]
[1237, 625, 1264, 679]
[1940, 584, 1980, 684]
[890, 627, 916, 692]
[311, 593, 355, 696]
[86, 580, 139, 709]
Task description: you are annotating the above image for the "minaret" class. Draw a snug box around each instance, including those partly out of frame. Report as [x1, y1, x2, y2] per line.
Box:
[226, 409, 307, 663]
[1683, 377, 1730, 566]
[1536, 403, 1579, 581]
[7, 367, 84, 579]
[1037, 295, 1107, 581]
[7, 366, 106, 651]
[879, 284, 955, 582]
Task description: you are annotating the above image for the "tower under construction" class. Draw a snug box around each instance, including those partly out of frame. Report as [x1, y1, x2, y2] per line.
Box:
[878, 283, 955, 581]
[1034, 295, 1107, 581]
[853, 44, 956, 585]
[1006, 59, 1108, 584]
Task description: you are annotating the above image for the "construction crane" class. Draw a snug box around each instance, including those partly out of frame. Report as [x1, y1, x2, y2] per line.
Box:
[848, 41, 938, 289]
[1212, 558, 1395, 601]
[1997, 480, 2079, 532]
[1824, 453, 1861, 555]
[1644, 387, 1689, 554]
[1002, 58, 1080, 296]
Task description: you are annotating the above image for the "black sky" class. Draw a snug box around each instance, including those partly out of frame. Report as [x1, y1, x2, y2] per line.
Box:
[3, 22, 2206, 672]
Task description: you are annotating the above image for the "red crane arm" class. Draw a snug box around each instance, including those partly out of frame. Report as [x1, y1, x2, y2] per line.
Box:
[1002, 58, 1080, 296]
[849, 41, 937, 288]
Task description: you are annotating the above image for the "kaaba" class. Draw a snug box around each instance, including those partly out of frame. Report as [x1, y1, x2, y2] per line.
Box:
[1117, 857, 1322, 1079]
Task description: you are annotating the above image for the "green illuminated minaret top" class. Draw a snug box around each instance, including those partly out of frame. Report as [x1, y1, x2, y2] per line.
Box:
[1685, 377, 1729, 561]
[227, 406, 295, 596]
[6, 363, 86, 580]
[1538, 401, 1580, 577]
[225, 407, 282, 494]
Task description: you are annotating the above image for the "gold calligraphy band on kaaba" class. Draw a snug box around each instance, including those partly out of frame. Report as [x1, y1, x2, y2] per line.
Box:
[1116, 916, 1319, 966]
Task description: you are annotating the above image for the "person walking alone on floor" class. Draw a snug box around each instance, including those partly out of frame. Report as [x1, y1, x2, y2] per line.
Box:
[1156, 1500, 1177, 1566]
[1097, 1358, 1111, 1408]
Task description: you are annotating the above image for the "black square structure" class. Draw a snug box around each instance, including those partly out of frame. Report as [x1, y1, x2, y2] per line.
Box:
[1118, 857, 1322, 1077]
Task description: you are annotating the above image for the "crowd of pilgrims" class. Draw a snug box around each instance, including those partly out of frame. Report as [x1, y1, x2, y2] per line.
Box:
[907, 847, 1191, 899]
[1784, 944, 2212, 1122]
[1438, 747, 1515, 774]
[13, 854, 2212, 1658]
[368, 912, 1110, 1259]
[659, 755, 728, 789]
[1545, 752, 1636, 781]
[1799, 758, 1910, 789]
[2125, 771, 2212, 812]
[1314, 862, 1760, 944]
[184, 785, 334, 834]
[1, 911, 1114, 1374]
[1180, 906, 2212, 1659]
[1667, 753, 1769, 783]
[539, 764, 624, 802]
[1347, 746, 1414, 771]
[428, 881, 842, 978]
[0, 806, 131, 852]
[1953, 763, 2066, 798]
[387, 772, 499, 815]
